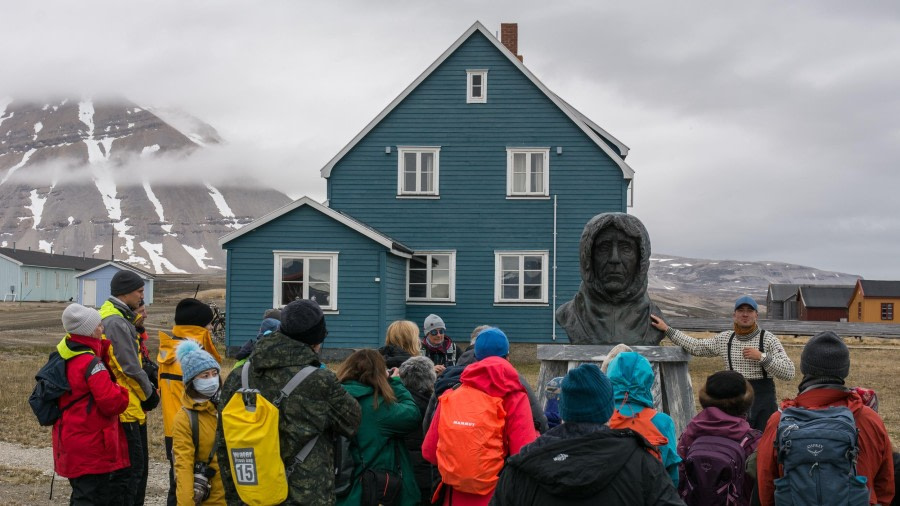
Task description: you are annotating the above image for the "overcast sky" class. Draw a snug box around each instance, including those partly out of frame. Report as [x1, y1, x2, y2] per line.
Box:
[3, 1, 899, 279]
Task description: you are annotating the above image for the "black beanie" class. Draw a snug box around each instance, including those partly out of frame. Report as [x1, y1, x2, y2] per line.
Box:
[175, 298, 215, 327]
[699, 370, 754, 417]
[280, 300, 327, 345]
[110, 270, 144, 296]
[801, 331, 850, 379]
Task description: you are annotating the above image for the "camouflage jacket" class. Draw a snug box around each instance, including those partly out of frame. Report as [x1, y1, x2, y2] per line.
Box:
[217, 332, 361, 505]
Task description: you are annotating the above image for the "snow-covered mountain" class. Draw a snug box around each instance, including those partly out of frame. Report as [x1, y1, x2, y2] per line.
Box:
[0, 98, 292, 273]
[648, 254, 861, 317]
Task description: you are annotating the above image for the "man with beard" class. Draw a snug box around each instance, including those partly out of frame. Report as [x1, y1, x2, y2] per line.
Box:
[651, 295, 795, 431]
[556, 213, 665, 345]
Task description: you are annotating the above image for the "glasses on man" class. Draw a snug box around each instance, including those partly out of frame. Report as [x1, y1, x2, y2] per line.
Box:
[428, 329, 445, 336]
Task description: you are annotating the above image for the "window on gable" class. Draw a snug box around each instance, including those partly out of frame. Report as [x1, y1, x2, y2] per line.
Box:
[273, 251, 338, 311]
[494, 251, 548, 304]
[507, 148, 549, 197]
[467, 70, 488, 103]
[882, 303, 894, 321]
[407, 252, 455, 302]
[397, 147, 440, 197]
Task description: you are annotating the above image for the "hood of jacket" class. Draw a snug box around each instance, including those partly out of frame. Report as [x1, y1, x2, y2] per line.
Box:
[459, 356, 525, 398]
[506, 427, 645, 498]
[99, 297, 137, 323]
[58, 334, 103, 359]
[433, 364, 465, 398]
[342, 380, 374, 401]
[607, 351, 654, 408]
[158, 325, 221, 366]
[157, 331, 186, 366]
[784, 385, 865, 415]
[682, 406, 754, 442]
[250, 331, 321, 371]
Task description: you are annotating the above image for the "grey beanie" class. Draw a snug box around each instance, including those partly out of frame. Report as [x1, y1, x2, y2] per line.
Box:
[423, 314, 446, 334]
[801, 331, 850, 379]
[63, 303, 102, 337]
[110, 270, 144, 296]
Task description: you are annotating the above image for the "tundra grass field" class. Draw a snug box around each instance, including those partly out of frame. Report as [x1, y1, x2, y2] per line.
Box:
[1, 302, 898, 503]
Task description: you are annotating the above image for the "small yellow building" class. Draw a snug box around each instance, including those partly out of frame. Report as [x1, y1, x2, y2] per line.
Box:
[848, 280, 900, 323]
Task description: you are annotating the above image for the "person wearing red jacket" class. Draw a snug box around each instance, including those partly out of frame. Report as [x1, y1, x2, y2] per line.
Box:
[53, 303, 131, 505]
[757, 331, 894, 506]
[422, 328, 539, 506]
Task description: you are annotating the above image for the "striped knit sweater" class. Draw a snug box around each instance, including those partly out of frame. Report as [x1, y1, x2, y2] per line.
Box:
[665, 327, 795, 380]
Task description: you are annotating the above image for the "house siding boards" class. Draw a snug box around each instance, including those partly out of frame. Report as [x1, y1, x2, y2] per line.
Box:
[0, 255, 21, 300]
[848, 280, 900, 323]
[326, 31, 627, 342]
[222, 205, 405, 350]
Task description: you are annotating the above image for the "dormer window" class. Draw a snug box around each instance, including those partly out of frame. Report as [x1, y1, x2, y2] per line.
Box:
[467, 70, 488, 103]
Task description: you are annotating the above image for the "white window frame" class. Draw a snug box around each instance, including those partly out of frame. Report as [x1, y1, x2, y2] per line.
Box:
[397, 146, 440, 197]
[406, 251, 456, 303]
[272, 251, 339, 311]
[467, 69, 488, 104]
[494, 251, 549, 304]
[506, 148, 550, 197]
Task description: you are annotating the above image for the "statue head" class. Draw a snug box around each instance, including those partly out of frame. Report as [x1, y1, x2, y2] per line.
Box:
[580, 213, 651, 303]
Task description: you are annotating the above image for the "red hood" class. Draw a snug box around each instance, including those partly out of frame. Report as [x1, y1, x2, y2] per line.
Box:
[67, 334, 112, 363]
[459, 356, 525, 398]
[782, 387, 865, 415]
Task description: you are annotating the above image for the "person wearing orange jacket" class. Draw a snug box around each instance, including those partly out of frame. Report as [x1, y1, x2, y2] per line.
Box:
[54, 303, 131, 505]
[157, 298, 221, 506]
[757, 332, 894, 506]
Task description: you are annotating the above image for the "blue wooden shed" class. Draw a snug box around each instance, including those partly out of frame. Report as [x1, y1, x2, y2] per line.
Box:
[220, 22, 634, 351]
[75, 261, 156, 307]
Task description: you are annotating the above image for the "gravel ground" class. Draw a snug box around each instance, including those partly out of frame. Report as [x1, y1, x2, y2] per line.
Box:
[0, 441, 169, 504]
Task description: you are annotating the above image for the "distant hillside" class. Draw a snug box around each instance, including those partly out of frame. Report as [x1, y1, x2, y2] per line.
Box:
[0, 97, 292, 273]
[648, 254, 860, 317]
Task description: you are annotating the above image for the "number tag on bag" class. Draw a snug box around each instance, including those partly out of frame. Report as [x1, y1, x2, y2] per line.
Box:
[231, 448, 259, 486]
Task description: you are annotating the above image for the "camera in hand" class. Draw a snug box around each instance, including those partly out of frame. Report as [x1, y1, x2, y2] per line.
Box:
[193, 461, 217, 504]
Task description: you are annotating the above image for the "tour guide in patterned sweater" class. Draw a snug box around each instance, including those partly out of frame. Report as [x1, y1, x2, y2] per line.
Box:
[651, 295, 795, 431]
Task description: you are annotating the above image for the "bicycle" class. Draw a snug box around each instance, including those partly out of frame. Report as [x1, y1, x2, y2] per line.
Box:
[208, 302, 226, 346]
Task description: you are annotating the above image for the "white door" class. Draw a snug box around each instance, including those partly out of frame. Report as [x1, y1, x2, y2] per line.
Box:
[82, 280, 97, 307]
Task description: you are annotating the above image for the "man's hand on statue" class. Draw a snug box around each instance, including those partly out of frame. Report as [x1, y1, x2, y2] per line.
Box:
[742, 347, 763, 361]
[650, 314, 668, 332]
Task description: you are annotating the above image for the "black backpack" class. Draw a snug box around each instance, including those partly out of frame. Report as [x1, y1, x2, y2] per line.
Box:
[29, 351, 100, 426]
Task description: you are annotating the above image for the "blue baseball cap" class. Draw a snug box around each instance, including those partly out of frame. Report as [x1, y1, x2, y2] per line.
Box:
[734, 295, 758, 312]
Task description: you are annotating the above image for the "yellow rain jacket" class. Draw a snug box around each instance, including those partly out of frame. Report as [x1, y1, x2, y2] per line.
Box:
[172, 392, 225, 505]
[158, 326, 222, 437]
[100, 299, 153, 424]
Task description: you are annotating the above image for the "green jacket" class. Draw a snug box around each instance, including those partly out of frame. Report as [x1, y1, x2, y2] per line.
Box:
[337, 378, 422, 506]
[217, 332, 361, 506]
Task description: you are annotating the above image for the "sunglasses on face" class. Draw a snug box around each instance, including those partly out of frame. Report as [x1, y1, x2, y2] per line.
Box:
[428, 329, 445, 336]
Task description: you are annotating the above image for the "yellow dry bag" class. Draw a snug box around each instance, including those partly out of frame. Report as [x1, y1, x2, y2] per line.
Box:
[222, 361, 319, 506]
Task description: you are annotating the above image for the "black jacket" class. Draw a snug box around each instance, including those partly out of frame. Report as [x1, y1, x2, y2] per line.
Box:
[490, 423, 685, 506]
[377, 345, 413, 368]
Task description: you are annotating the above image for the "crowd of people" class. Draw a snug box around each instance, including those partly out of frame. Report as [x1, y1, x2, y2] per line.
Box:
[44, 279, 898, 505]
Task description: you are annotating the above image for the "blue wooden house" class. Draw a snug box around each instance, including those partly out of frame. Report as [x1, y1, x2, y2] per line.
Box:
[75, 261, 156, 307]
[0, 247, 106, 302]
[219, 22, 634, 351]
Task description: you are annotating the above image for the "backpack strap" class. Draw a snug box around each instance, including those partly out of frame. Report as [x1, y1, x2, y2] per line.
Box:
[272, 365, 320, 476]
[185, 407, 219, 466]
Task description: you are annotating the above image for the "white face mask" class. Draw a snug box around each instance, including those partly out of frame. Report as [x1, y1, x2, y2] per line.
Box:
[193, 376, 220, 398]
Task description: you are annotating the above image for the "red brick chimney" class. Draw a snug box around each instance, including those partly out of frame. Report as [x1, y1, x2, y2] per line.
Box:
[500, 23, 523, 62]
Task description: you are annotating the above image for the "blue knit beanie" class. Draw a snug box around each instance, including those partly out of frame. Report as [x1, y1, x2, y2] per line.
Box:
[560, 363, 614, 424]
[176, 340, 220, 384]
[474, 327, 510, 360]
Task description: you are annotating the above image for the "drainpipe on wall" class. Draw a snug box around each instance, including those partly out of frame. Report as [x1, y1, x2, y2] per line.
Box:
[552, 194, 557, 340]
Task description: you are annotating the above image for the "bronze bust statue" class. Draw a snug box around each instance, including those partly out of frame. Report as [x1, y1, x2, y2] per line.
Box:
[556, 212, 664, 345]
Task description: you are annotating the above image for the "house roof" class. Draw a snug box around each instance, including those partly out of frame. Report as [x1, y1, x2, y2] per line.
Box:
[0, 247, 107, 271]
[75, 261, 157, 279]
[218, 196, 414, 258]
[798, 285, 855, 308]
[768, 284, 799, 302]
[319, 21, 634, 180]
[858, 280, 900, 298]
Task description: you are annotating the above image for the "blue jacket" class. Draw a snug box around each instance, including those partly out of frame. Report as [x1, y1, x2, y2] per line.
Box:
[606, 352, 682, 487]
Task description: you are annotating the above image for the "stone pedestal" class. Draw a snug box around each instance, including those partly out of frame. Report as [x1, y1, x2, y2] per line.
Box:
[537, 344, 695, 436]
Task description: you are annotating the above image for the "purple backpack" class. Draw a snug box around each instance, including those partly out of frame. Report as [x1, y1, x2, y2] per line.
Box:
[679, 432, 757, 506]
